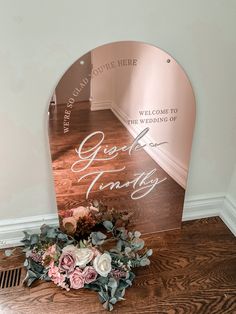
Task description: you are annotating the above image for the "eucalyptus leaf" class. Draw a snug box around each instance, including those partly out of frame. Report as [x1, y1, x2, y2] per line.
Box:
[103, 221, 113, 231]
[108, 277, 118, 297]
[28, 269, 38, 279]
[109, 297, 117, 305]
[30, 234, 39, 245]
[29, 259, 44, 274]
[57, 233, 68, 241]
[108, 278, 117, 289]
[27, 277, 37, 287]
[119, 279, 130, 290]
[23, 259, 29, 267]
[41, 275, 51, 282]
[22, 246, 30, 252]
[91, 231, 107, 245]
[40, 224, 50, 236]
[140, 257, 150, 266]
[103, 301, 110, 310]
[128, 272, 135, 282]
[146, 249, 153, 257]
[47, 228, 58, 239]
[134, 231, 141, 238]
[132, 238, 144, 251]
[4, 249, 14, 257]
[121, 289, 126, 298]
[79, 240, 86, 248]
[109, 248, 121, 254]
[84, 283, 100, 291]
[97, 276, 109, 285]
[124, 247, 131, 254]
[22, 231, 30, 240]
[120, 229, 128, 240]
[116, 239, 122, 251]
[99, 291, 108, 303]
[96, 231, 107, 240]
[126, 279, 132, 286]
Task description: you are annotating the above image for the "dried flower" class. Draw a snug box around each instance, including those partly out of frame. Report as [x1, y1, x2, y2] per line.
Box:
[62, 216, 77, 234]
[111, 269, 127, 279]
[74, 215, 96, 238]
[58, 209, 73, 219]
[30, 250, 43, 263]
[72, 206, 90, 220]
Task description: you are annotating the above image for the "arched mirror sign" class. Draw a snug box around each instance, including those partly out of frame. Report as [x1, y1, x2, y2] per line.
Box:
[48, 41, 195, 235]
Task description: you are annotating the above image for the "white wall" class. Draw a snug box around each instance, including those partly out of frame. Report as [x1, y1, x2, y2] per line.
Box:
[0, 0, 236, 221]
[227, 164, 236, 203]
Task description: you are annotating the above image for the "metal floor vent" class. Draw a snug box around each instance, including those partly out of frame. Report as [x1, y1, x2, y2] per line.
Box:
[0, 267, 22, 289]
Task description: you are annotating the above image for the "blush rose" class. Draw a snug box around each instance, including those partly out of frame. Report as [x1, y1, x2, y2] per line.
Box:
[69, 268, 85, 289]
[58, 250, 77, 274]
[82, 266, 97, 284]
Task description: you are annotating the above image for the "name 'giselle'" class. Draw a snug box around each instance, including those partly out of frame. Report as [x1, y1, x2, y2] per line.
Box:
[71, 128, 151, 173]
[71, 128, 167, 199]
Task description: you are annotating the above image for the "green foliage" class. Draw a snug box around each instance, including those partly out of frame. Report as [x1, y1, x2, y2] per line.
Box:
[21, 224, 75, 251]
[103, 220, 113, 231]
[90, 231, 107, 245]
[21, 219, 153, 312]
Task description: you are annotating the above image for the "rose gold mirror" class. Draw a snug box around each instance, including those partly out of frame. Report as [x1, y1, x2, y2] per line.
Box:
[48, 41, 195, 234]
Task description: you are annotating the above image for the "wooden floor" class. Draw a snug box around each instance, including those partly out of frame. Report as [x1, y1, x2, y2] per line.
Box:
[49, 102, 185, 234]
[0, 217, 236, 313]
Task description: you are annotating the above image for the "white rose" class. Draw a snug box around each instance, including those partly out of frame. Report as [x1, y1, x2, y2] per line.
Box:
[93, 253, 112, 277]
[75, 248, 94, 268]
[62, 246, 94, 268]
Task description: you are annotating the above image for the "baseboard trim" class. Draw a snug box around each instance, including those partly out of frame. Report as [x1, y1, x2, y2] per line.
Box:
[220, 195, 236, 236]
[0, 214, 58, 249]
[182, 194, 224, 221]
[90, 100, 112, 111]
[0, 195, 235, 249]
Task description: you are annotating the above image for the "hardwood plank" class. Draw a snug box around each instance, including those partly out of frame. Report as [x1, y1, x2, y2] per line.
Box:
[0, 218, 236, 313]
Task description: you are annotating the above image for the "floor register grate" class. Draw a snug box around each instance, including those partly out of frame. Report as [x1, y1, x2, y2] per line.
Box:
[0, 267, 22, 289]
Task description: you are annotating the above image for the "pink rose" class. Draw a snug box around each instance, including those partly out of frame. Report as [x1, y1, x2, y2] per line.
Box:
[82, 266, 97, 284]
[59, 251, 77, 274]
[69, 268, 85, 289]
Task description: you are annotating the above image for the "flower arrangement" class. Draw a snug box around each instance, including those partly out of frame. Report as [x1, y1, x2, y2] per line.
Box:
[22, 201, 152, 311]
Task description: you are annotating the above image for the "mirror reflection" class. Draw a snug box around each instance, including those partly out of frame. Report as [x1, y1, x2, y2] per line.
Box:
[48, 41, 195, 234]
